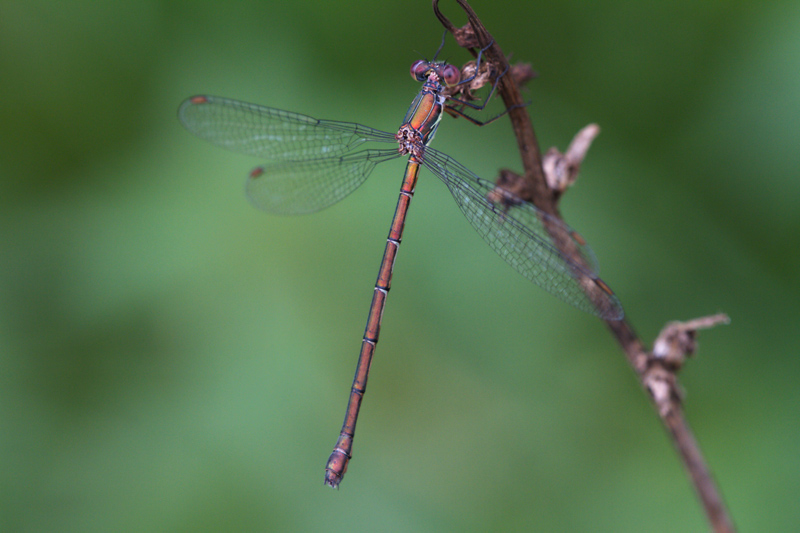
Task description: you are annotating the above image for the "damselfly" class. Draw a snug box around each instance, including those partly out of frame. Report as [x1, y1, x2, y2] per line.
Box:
[179, 44, 622, 488]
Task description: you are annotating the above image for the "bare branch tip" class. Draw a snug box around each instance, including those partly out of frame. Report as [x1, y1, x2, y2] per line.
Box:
[566, 124, 601, 162]
[541, 124, 603, 194]
[652, 314, 730, 368]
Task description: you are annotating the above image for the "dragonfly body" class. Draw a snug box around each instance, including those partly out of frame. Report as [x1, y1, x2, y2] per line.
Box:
[325, 61, 454, 487]
[179, 52, 622, 489]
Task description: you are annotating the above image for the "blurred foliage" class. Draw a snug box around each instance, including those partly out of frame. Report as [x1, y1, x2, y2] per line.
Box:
[1, 1, 799, 531]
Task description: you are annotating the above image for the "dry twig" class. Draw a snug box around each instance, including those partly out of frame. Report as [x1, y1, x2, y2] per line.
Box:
[433, 1, 735, 531]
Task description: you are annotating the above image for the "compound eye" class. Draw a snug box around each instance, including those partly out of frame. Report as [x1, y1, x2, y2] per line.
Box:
[441, 64, 461, 86]
[410, 60, 429, 81]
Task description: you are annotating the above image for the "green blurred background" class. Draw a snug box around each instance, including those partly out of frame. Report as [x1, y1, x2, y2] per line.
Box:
[2, 1, 798, 531]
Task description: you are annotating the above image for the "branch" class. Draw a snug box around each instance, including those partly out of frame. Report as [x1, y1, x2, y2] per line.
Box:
[433, 2, 735, 531]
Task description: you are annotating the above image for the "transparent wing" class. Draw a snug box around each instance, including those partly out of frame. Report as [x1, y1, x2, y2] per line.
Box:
[178, 95, 401, 214]
[245, 149, 399, 214]
[421, 147, 623, 320]
[178, 95, 397, 160]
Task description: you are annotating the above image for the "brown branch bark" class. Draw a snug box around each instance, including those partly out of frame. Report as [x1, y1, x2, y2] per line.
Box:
[433, 2, 735, 531]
